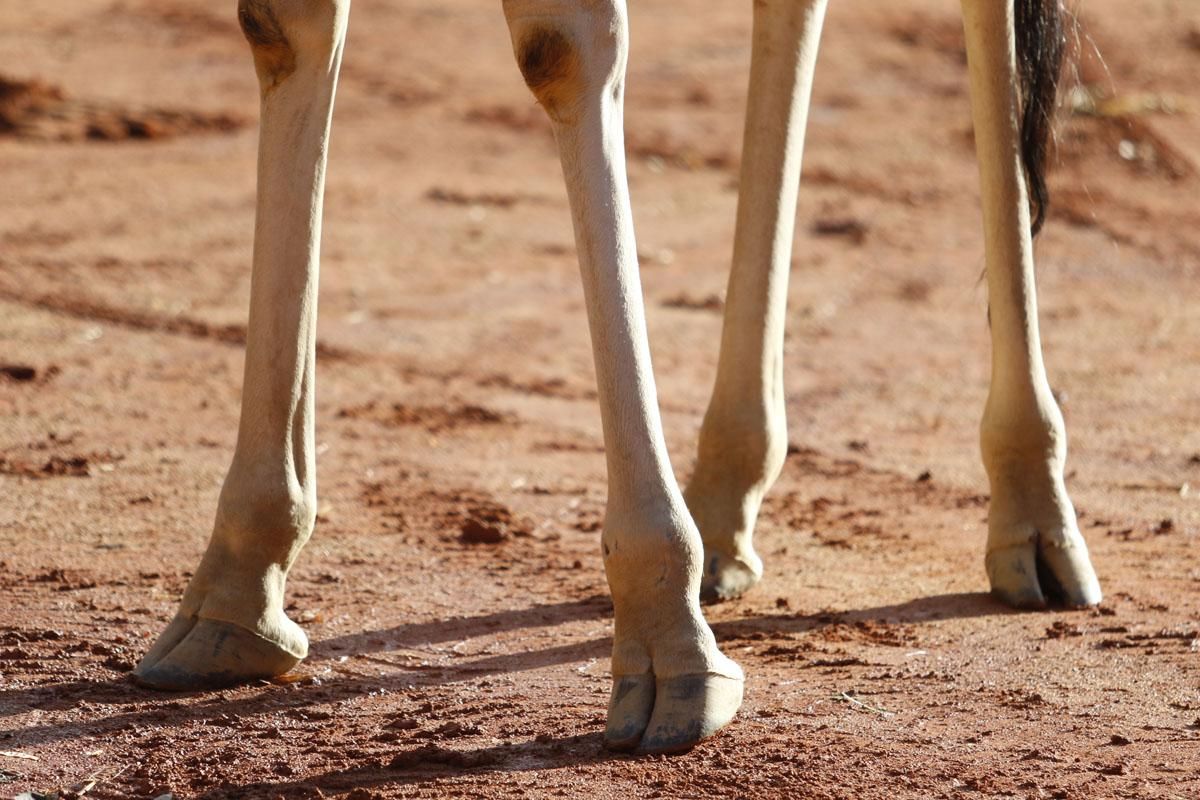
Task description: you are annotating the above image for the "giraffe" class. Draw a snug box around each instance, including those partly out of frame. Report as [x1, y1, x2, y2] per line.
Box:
[130, 0, 1102, 754]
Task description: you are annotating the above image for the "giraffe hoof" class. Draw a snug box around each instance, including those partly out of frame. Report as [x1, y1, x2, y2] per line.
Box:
[604, 674, 656, 751]
[699, 548, 762, 604]
[605, 671, 744, 754]
[604, 665, 744, 755]
[986, 535, 1101, 610]
[132, 616, 306, 691]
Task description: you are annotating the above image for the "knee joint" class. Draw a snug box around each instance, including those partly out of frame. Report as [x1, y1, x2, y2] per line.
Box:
[505, 2, 626, 123]
[515, 26, 582, 121]
[238, 0, 346, 91]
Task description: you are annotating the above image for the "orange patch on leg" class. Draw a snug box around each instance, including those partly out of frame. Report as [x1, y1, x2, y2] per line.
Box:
[517, 27, 581, 123]
[238, 0, 297, 92]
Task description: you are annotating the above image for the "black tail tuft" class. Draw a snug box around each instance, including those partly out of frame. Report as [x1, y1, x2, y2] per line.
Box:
[1013, 0, 1065, 236]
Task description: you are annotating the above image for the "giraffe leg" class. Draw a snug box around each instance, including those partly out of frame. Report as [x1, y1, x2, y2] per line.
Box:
[503, 0, 742, 753]
[684, 0, 828, 603]
[960, 0, 1100, 608]
[134, 0, 350, 689]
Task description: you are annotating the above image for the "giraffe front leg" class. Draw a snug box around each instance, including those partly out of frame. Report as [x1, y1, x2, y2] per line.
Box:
[961, 0, 1099, 608]
[685, 0, 827, 603]
[133, 0, 350, 689]
[503, 0, 742, 753]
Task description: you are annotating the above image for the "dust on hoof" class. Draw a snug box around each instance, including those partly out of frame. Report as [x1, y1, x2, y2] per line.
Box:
[604, 674, 656, 752]
[604, 671, 743, 755]
[987, 538, 1102, 611]
[637, 673, 743, 755]
[699, 551, 762, 605]
[132, 617, 304, 691]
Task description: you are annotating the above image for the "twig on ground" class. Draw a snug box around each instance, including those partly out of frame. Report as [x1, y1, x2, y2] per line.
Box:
[831, 691, 895, 717]
[0, 751, 39, 761]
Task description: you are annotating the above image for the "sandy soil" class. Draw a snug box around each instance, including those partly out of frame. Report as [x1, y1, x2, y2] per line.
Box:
[1, 1, 1199, 797]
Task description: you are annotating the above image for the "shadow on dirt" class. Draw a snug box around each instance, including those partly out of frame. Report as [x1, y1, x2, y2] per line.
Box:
[714, 590, 1012, 639]
[308, 594, 615, 661]
[0, 590, 1010, 754]
[188, 731, 622, 799]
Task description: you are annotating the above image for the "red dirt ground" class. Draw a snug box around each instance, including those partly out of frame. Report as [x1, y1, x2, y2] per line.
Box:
[1, 1, 1198, 798]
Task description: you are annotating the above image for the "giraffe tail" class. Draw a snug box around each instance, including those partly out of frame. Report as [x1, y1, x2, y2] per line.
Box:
[1013, 0, 1065, 237]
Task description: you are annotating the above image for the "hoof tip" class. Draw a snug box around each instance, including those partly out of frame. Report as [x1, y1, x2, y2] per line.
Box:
[134, 617, 303, 692]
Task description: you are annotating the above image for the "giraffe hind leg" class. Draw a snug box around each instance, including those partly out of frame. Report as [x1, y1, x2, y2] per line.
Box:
[685, 0, 828, 603]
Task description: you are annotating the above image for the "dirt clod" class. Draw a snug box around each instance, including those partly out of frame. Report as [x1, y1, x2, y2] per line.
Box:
[0, 364, 37, 381]
[0, 74, 244, 141]
[460, 518, 508, 544]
